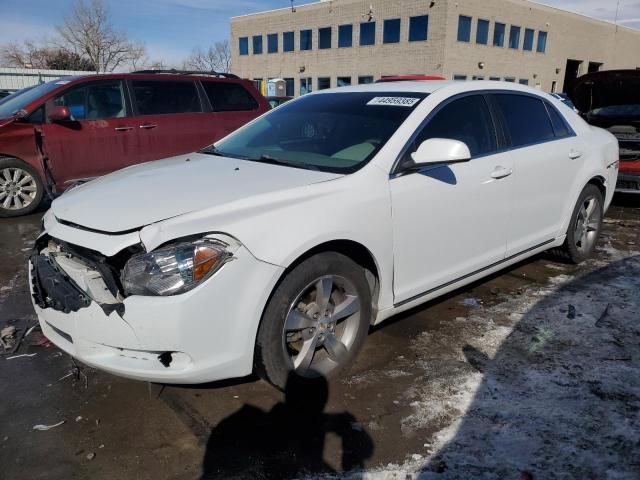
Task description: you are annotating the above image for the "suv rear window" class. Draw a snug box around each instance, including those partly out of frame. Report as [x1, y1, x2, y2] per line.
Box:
[492, 93, 555, 147]
[202, 82, 258, 112]
[132, 80, 201, 115]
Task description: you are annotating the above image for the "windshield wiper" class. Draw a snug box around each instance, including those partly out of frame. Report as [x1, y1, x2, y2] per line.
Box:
[200, 146, 226, 156]
[256, 154, 320, 171]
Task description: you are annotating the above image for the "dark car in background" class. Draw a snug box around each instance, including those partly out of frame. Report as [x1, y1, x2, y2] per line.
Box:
[0, 90, 12, 100]
[0, 71, 269, 217]
[572, 70, 640, 194]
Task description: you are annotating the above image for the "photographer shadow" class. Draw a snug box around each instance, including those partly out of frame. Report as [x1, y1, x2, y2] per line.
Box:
[201, 371, 374, 479]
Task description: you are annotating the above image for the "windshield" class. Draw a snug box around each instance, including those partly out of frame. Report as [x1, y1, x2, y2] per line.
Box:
[208, 91, 427, 173]
[0, 81, 64, 118]
[590, 104, 640, 119]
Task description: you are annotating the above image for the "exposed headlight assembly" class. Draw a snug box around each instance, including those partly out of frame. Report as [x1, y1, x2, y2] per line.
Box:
[122, 237, 236, 296]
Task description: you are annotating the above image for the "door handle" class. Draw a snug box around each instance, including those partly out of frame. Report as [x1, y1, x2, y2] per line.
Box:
[569, 150, 583, 160]
[114, 126, 134, 132]
[139, 124, 158, 130]
[490, 166, 513, 179]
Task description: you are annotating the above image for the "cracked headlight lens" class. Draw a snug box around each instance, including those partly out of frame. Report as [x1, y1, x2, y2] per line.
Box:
[122, 238, 233, 296]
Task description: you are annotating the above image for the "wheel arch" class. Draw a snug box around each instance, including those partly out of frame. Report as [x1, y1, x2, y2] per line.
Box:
[587, 175, 606, 199]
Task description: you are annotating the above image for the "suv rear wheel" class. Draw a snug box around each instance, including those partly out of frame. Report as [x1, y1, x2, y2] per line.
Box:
[0, 157, 44, 218]
[255, 252, 372, 389]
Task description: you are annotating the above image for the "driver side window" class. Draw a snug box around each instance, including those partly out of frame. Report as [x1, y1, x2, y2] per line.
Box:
[408, 95, 497, 161]
[53, 81, 127, 121]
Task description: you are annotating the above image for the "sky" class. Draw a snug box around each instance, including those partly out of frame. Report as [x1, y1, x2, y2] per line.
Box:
[0, 0, 638, 66]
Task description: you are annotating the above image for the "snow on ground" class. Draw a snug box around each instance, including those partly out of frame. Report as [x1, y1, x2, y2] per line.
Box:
[312, 249, 640, 480]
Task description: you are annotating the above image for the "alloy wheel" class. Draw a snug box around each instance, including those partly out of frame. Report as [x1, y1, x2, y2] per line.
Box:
[283, 275, 361, 377]
[0, 167, 38, 211]
[574, 195, 601, 254]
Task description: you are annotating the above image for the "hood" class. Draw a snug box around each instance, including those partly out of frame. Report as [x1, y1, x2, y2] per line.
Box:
[52, 153, 343, 233]
[0, 116, 16, 128]
[572, 70, 640, 122]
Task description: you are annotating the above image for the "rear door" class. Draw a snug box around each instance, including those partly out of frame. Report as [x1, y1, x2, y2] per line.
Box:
[490, 93, 584, 255]
[41, 79, 137, 186]
[129, 79, 211, 162]
[200, 80, 263, 141]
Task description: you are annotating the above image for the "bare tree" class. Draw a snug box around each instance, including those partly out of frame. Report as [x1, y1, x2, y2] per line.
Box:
[1, 41, 51, 68]
[184, 40, 231, 73]
[55, 0, 146, 72]
[1, 40, 96, 70]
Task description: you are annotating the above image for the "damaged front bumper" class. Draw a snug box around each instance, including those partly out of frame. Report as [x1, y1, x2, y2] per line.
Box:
[29, 220, 284, 384]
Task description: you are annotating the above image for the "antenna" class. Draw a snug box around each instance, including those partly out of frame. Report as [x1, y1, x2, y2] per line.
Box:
[290, 0, 296, 13]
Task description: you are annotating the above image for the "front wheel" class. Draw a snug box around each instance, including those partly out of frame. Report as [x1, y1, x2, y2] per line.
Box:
[0, 157, 44, 218]
[255, 252, 372, 389]
[553, 184, 604, 264]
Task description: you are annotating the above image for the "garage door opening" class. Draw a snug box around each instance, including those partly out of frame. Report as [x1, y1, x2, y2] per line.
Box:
[563, 59, 583, 94]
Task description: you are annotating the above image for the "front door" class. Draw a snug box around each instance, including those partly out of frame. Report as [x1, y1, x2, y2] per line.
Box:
[42, 79, 137, 188]
[390, 94, 513, 304]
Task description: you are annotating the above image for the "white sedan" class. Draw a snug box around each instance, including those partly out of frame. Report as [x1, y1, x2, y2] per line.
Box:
[30, 81, 619, 388]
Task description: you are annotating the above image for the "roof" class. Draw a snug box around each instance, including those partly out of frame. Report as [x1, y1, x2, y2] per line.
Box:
[307, 80, 550, 97]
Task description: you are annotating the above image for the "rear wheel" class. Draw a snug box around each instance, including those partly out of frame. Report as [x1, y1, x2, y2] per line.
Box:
[0, 157, 44, 217]
[255, 252, 372, 389]
[552, 184, 604, 264]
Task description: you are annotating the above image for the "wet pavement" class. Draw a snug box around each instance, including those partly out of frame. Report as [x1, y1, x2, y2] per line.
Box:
[0, 194, 639, 480]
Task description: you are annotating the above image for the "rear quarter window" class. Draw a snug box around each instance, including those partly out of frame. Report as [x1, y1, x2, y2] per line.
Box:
[201, 82, 258, 112]
[132, 80, 202, 115]
[493, 93, 555, 148]
[545, 102, 572, 138]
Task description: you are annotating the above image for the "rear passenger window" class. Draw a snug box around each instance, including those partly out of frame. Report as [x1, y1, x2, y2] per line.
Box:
[202, 82, 258, 112]
[132, 81, 201, 115]
[493, 94, 555, 147]
[411, 95, 497, 158]
[545, 102, 571, 138]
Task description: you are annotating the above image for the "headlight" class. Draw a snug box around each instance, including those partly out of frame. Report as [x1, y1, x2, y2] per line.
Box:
[122, 238, 234, 296]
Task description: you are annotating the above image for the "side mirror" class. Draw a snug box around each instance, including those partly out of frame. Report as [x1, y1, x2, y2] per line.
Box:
[409, 138, 471, 168]
[48, 105, 71, 122]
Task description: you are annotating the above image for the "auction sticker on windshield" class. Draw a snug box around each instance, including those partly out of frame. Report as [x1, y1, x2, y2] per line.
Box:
[367, 97, 421, 107]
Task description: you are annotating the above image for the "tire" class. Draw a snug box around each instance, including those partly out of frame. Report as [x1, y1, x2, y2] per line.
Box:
[255, 252, 372, 389]
[0, 157, 44, 218]
[551, 184, 604, 264]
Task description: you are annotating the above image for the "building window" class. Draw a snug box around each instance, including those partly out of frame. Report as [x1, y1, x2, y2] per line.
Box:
[283, 31, 295, 52]
[472, 75, 484, 80]
[319, 27, 332, 49]
[300, 77, 312, 95]
[267, 33, 278, 54]
[476, 19, 489, 44]
[504, 77, 516, 82]
[337, 76, 352, 87]
[358, 76, 374, 84]
[509, 25, 521, 49]
[523, 28, 534, 51]
[284, 78, 294, 96]
[457, 15, 472, 42]
[360, 22, 376, 46]
[493, 22, 505, 47]
[383, 19, 401, 44]
[252, 35, 263, 54]
[409, 15, 429, 41]
[239, 37, 249, 56]
[537, 31, 547, 53]
[338, 24, 353, 48]
[519, 79, 529, 85]
[489, 76, 500, 81]
[453, 74, 467, 80]
[318, 77, 331, 90]
[300, 29, 312, 50]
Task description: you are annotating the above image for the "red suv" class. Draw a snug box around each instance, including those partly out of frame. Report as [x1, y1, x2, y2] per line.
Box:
[0, 71, 269, 217]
